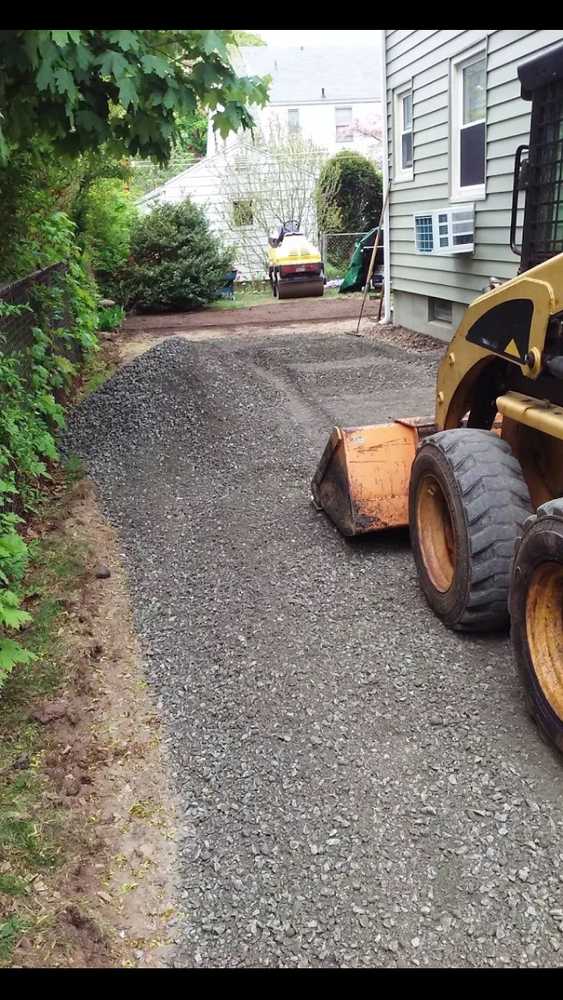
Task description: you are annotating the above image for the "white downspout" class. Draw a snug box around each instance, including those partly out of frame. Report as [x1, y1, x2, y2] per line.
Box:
[379, 28, 391, 324]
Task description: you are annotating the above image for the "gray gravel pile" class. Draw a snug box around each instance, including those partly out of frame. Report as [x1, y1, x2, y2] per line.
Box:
[64, 332, 563, 968]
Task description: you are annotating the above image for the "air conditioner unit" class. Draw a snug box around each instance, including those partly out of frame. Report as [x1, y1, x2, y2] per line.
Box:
[414, 205, 475, 255]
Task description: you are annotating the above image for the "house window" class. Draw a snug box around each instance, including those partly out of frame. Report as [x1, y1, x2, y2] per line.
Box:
[288, 108, 300, 135]
[451, 46, 487, 200]
[232, 200, 253, 227]
[336, 106, 353, 143]
[429, 297, 453, 323]
[393, 85, 414, 183]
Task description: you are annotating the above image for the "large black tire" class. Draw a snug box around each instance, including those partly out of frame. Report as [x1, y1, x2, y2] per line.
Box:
[510, 500, 563, 752]
[408, 428, 532, 631]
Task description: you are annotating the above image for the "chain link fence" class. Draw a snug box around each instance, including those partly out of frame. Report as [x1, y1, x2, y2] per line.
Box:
[0, 262, 82, 363]
[320, 232, 369, 278]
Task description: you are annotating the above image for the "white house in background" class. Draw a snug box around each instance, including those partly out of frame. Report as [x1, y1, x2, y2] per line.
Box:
[137, 43, 383, 279]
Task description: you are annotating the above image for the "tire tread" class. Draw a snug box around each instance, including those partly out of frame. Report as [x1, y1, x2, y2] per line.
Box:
[419, 428, 532, 630]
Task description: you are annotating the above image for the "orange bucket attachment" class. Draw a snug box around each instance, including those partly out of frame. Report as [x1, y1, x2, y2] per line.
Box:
[311, 417, 437, 536]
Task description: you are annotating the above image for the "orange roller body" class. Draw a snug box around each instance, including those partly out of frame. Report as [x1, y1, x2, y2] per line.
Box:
[311, 417, 437, 536]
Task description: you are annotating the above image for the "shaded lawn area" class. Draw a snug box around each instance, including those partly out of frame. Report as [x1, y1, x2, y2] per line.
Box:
[208, 281, 374, 312]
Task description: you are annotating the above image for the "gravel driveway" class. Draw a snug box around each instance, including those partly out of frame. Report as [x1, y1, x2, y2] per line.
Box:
[65, 326, 563, 968]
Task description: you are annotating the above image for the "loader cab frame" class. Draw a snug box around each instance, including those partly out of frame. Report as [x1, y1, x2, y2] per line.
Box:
[514, 44, 563, 273]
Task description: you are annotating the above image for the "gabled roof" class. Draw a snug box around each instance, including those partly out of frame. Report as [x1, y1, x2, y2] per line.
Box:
[239, 44, 381, 104]
[135, 139, 259, 206]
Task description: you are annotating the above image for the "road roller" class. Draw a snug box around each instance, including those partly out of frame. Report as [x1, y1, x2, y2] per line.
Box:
[312, 42, 563, 752]
[267, 220, 325, 299]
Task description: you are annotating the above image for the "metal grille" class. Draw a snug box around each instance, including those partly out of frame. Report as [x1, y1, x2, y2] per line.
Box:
[0, 262, 81, 362]
[522, 78, 563, 270]
[414, 215, 434, 253]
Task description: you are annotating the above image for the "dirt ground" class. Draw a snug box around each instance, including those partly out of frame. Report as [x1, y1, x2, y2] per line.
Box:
[118, 313, 445, 367]
[7, 479, 179, 968]
[123, 294, 382, 333]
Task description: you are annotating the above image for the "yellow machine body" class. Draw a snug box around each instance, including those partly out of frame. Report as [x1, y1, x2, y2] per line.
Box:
[312, 252, 563, 535]
[267, 232, 322, 269]
[268, 231, 325, 300]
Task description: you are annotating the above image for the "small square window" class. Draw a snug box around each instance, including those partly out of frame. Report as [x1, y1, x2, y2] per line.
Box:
[429, 297, 453, 323]
[232, 200, 253, 227]
[288, 108, 300, 135]
[336, 106, 353, 142]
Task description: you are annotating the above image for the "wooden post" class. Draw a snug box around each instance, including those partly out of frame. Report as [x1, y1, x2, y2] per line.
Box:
[354, 186, 390, 337]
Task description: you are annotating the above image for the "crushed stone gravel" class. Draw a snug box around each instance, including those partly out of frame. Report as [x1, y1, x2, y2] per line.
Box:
[63, 331, 563, 968]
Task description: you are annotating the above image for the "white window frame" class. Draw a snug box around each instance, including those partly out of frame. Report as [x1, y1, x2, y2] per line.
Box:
[393, 83, 414, 184]
[288, 107, 300, 135]
[450, 42, 487, 203]
[335, 106, 353, 143]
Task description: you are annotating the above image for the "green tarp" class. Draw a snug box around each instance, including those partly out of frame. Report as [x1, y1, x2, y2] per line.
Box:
[339, 228, 378, 294]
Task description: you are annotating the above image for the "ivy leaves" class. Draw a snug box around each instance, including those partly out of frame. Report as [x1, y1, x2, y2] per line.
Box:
[0, 30, 270, 164]
[0, 228, 98, 686]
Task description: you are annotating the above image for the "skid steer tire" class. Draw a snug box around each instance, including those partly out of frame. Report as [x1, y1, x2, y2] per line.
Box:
[510, 501, 563, 753]
[408, 428, 532, 632]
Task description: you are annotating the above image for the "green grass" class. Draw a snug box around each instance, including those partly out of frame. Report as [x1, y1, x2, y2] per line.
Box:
[0, 917, 29, 962]
[81, 357, 115, 397]
[208, 279, 378, 311]
[209, 281, 273, 311]
[0, 504, 90, 965]
[0, 874, 26, 897]
[97, 305, 125, 332]
[63, 455, 85, 484]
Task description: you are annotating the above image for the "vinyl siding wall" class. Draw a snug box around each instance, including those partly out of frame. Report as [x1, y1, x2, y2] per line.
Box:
[385, 29, 563, 338]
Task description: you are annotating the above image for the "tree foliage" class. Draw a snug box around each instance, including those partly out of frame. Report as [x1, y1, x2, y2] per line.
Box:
[115, 199, 234, 312]
[80, 178, 138, 290]
[315, 150, 383, 235]
[0, 30, 270, 162]
[129, 109, 210, 199]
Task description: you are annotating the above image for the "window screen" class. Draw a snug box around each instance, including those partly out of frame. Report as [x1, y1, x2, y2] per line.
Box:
[336, 106, 353, 142]
[415, 215, 433, 253]
[458, 56, 486, 189]
[401, 92, 413, 168]
[429, 297, 453, 323]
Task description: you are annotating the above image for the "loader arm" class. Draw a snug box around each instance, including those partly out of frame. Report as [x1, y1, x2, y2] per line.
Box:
[436, 252, 563, 431]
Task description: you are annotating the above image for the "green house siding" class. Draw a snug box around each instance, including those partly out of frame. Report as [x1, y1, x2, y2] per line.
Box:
[385, 28, 563, 335]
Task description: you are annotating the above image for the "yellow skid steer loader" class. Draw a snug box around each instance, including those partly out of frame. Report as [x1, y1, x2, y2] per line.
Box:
[312, 43, 563, 752]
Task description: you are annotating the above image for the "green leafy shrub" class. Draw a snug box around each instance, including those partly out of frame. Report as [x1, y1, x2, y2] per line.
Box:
[315, 151, 383, 267]
[97, 304, 125, 332]
[0, 215, 98, 687]
[81, 179, 137, 296]
[116, 200, 234, 313]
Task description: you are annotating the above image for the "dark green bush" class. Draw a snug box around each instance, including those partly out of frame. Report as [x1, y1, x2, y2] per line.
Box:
[315, 151, 383, 241]
[116, 200, 234, 313]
